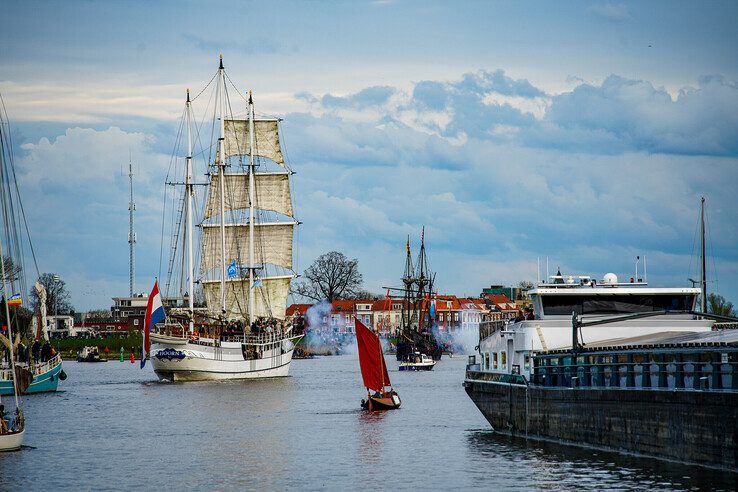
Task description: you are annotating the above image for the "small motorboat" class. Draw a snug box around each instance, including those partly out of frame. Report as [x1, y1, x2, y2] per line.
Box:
[355, 318, 401, 411]
[399, 352, 435, 371]
[77, 346, 105, 362]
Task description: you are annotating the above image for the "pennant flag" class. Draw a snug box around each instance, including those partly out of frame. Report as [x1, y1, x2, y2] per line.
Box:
[429, 298, 436, 319]
[141, 280, 166, 368]
[7, 294, 22, 306]
[227, 260, 238, 279]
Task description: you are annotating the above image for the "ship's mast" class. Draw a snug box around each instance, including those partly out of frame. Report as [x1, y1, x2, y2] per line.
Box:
[247, 91, 256, 329]
[217, 55, 227, 315]
[0, 236, 20, 408]
[185, 89, 195, 333]
[700, 196, 707, 313]
[128, 154, 136, 297]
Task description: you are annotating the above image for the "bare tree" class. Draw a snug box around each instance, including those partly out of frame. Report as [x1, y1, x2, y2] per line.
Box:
[29, 273, 73, 315]
[292, 251, 364, 302]
[1, 255, 22, 283]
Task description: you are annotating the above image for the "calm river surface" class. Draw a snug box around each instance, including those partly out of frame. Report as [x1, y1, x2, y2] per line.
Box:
[1, 355, 735, 490]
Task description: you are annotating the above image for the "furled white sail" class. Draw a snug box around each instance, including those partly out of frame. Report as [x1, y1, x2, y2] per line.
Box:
[201, 222, 295, 272]
[202, 276, 292, 319]
[203, 172, 293, 219]
[223, 118, 284, 165]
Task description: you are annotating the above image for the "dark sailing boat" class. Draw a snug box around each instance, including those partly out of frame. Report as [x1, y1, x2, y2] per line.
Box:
[355, 318, 400, 411]
[394, 229, 443, 361]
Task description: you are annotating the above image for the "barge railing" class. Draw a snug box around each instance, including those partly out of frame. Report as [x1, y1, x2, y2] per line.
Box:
[531, 348, 738, 391]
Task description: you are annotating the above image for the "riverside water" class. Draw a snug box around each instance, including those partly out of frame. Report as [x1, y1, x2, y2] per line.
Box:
[0, 355, 734, 490]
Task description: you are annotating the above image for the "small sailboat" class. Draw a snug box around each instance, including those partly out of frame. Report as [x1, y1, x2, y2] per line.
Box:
[0, 271, 25, 451]
[355, 318, 401, 411]
[0, 96, 63, 396]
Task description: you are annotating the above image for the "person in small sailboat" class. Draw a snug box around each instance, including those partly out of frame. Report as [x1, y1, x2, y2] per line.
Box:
[355, 318, 401, 411]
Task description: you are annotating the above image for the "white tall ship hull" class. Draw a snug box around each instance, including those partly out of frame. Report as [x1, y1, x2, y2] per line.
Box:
[150, 333, 297, 382]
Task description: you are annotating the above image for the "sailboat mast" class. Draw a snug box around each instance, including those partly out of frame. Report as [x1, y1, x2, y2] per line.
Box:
[217, 55, 227, 315]
[700, 196, 707, 313]
[247, 91, 256, 328]
[185, 89, 195, 333]
[0, 237, 20, 408]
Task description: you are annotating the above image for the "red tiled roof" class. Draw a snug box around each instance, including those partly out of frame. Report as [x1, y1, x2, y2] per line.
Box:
[286, 304, 313, 316]
[331, 300, 357, 311]
[483, 293, 513, 305]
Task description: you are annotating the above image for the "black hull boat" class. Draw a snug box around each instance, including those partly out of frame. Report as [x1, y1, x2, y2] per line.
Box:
[361, 390, 402, 411]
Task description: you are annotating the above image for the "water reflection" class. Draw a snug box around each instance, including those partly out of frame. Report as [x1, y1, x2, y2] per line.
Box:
[466, 430, 737, 491]
[356, 410, 388, 465]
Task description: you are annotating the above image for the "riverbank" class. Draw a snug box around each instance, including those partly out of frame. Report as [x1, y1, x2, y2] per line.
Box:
[52, 334, 142, 360]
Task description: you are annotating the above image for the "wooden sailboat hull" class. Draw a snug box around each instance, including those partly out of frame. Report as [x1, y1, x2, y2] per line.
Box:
[361, 392, 401, 411]
[0, 357, 63, 395]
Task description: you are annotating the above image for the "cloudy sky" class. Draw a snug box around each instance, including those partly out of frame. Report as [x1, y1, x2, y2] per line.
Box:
[1, 0, 737, 310]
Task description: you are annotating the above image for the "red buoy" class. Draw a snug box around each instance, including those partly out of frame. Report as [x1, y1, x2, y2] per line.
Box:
[130, 352, 135, 363]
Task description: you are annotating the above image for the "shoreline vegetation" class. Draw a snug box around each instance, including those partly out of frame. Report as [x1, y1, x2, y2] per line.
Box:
[52, 334, 143, 361]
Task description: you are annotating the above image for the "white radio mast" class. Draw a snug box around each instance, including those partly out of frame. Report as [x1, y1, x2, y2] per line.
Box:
[128, 154, 136, 297]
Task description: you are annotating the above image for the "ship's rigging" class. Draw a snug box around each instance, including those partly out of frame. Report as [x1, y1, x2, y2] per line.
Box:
[161, 56, 298, 332]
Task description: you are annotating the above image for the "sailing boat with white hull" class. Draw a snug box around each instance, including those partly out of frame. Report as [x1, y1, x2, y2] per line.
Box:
[150, 56, 302, 381]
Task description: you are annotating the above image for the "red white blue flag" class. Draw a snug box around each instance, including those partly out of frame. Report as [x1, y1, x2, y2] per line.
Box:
[141, 280, 165, 368]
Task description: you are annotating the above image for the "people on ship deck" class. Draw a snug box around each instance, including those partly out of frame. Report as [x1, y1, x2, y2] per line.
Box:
[40, 341, 52, 362]
[0, 404, 8, 434]
[31, 340, 40, 362]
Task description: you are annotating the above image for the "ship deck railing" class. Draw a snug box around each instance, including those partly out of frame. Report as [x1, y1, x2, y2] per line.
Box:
[152, 323, 296, 347]
[531, 348, 738, 391]
[0, 354, 61, 380]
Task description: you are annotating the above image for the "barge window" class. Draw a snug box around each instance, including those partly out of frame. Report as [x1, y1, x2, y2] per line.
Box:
[493, 352, 498, 369]
[541, 294, 696, 315]
[501, 351, 507, 368]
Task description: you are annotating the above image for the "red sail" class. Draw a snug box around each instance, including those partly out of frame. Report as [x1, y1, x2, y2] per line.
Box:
[355, 318, 391, 392]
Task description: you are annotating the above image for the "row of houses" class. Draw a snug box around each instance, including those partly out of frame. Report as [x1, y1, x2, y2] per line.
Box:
[47, 286, 526, 338]
[286, 292, 522, 335]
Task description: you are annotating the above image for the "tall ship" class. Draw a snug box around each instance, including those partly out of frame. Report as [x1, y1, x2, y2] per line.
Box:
[393, 230, 443, 361]
[0, 94, 63, 397]
[465, 211, 738, 470]
[149, 56, 301, 381]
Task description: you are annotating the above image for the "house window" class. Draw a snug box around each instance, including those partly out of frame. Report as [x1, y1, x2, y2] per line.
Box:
[493, 352, 498, 369]
[485, 353, 490, 370]
[453, 313, 459, 322]
[439, 313, 444, 322]
[501, 351, 507, 368]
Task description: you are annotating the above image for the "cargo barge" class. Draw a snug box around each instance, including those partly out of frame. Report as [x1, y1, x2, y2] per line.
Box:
[464, 271, 738, 471]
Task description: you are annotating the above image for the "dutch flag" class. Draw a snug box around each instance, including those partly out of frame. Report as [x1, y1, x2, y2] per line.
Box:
[141, 280, 166, 368]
